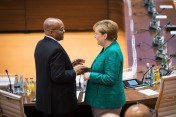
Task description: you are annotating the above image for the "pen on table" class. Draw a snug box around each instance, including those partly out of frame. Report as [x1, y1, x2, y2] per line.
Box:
[133, 86, 144, 90]
[133, 85, 149, 90]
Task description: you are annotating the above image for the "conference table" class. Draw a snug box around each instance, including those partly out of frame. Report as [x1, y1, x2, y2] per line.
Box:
[23, 65, 161, 107]
[23, 82, 160, 106]
[23, 67, 161, 107]
[22, 78, 160, 116]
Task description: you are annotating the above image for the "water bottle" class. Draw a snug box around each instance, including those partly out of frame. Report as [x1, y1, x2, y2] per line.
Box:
[14, 74, 20, 94]
[150, 67, 155, 85]
[30, 77, 35, 93]
[24, 78, 31, 95]
[154, 67, 160, 83]
[145, 63, 151, 84]
[83, 81, 87, 92]
[19, 74, 24, 94]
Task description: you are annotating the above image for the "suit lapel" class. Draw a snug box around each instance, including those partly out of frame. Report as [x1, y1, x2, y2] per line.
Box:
[44, 36, 73, 69]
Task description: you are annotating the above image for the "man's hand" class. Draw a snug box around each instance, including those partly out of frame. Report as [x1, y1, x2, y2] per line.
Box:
[74, 66, 90, 75]
[83, 72, 90, 81]
[72, 58, 85, 67]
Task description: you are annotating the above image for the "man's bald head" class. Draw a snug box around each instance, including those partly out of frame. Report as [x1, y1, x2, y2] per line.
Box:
[43, 18, 65, 41]
[125, 104, 152, 117]
[101, 113, 120, 117]
[43, 18, 62, 34]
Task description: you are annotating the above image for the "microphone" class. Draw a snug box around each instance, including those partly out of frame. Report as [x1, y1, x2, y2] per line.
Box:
[157, 8, 165, 14]
[137, 28, 173, 48]
[153, 22, 170, 47]
[154, 22, 170, 39]
[141, 64, 155, 84]
[163, 35, 175, 46]
[5, 69, 13, 93]
[155, 35, 175, 61]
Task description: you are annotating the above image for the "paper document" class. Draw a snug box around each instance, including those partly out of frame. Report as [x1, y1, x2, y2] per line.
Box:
[160, 5, 173, 9]
[138, 89, 159, 96]
[123, 71, 134, 80]
[0, 77, 15, 87]
[0, 77, 15, 84]
[170, 31, 176, 35]
[156, 15, 167, 19]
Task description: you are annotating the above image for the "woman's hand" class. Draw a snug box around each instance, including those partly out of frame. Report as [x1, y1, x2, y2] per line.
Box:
[72, 58, 85, 67]
[83, 72, 90, 81]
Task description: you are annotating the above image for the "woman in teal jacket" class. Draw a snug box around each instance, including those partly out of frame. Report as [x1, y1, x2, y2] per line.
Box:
[84, 20, 126, 117]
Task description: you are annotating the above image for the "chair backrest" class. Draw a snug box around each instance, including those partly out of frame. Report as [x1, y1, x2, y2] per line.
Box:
[0, 89, 26, 117]
[154, 75, 176, 117]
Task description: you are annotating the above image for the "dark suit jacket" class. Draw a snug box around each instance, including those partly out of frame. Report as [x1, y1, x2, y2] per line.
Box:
[34, 36, 77, 114]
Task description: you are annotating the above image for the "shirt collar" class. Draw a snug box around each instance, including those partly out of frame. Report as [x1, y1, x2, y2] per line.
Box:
[45, 35, 58, 43]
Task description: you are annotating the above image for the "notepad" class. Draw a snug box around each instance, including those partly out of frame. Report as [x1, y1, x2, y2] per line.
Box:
[138, 89, 159, 96]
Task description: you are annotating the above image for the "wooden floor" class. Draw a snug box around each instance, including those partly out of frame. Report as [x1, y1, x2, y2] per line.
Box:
[0, 31, 128, 80]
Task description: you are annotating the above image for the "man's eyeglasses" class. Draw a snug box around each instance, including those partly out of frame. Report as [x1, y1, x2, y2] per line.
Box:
[58, 27, 65, 32]
[51, 28, 65, 32]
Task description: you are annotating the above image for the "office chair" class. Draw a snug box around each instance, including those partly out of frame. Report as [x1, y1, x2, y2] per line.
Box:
[154, 75, 176, 117]
[0, 89, 26, 117]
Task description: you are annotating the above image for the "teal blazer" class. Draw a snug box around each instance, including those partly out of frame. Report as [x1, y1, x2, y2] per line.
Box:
[85, 41, 126, 109]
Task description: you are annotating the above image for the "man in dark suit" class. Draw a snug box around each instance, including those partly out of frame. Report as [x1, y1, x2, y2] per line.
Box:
[34, 18, 89, 117]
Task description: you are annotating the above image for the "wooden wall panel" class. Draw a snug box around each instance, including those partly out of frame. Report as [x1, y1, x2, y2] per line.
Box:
[0, 0, 25, 31]
[109, 0, 125, 31]
[0, 0, 125, 31]
[25, 0, 108, 30]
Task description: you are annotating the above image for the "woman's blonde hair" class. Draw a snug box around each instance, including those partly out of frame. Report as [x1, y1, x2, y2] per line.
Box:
[93, 20, 118, 41]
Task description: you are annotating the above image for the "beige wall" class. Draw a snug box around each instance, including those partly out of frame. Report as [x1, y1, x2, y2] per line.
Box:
[0, 31, 128, 81]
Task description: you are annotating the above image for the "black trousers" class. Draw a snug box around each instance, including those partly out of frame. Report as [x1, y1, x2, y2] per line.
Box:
[43, 111, 75, 117]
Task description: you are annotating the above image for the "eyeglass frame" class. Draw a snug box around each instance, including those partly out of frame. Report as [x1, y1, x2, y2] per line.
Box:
[51, 27, 65, 32]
